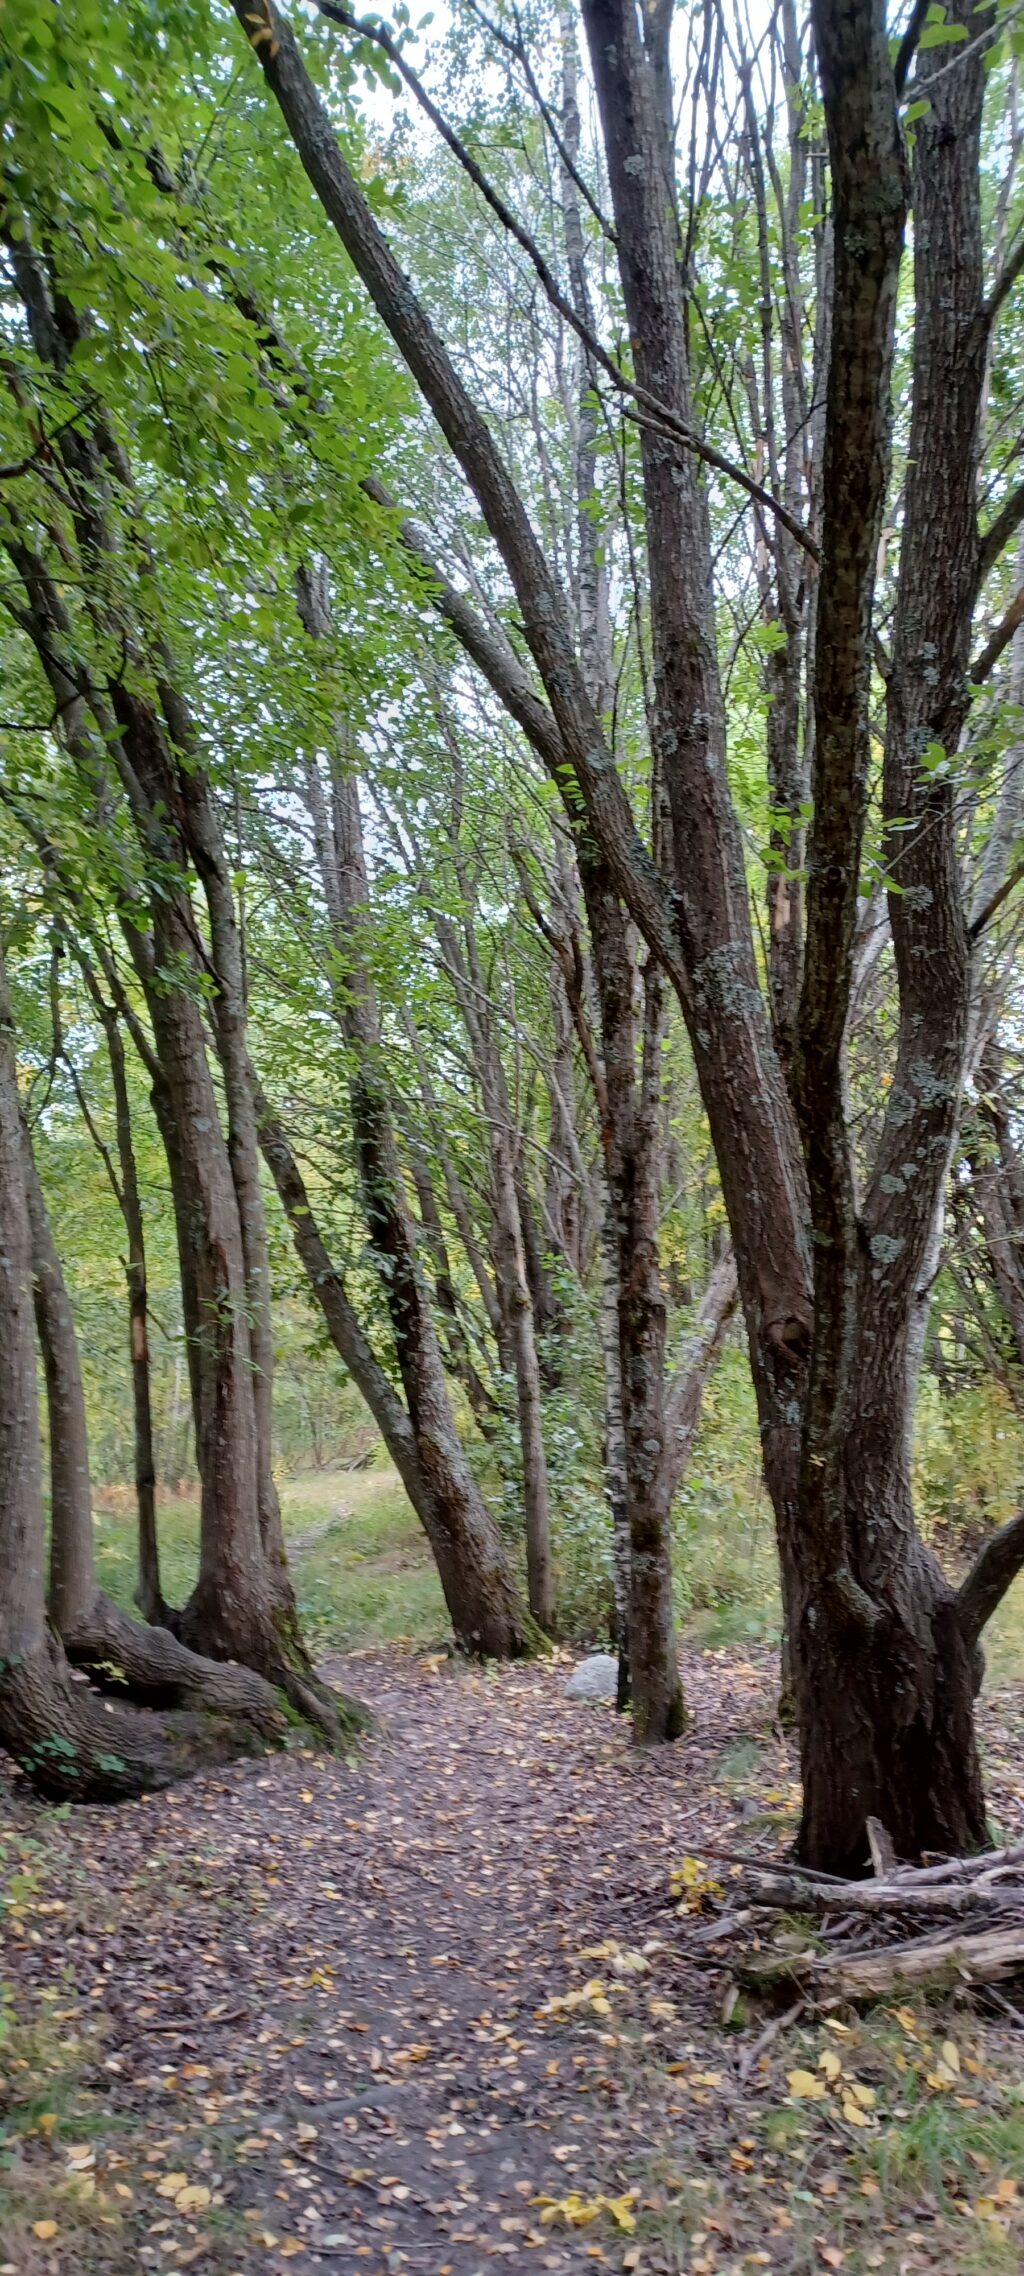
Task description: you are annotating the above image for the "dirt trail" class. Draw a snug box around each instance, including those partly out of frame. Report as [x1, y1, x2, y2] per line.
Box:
[3, 1650, 1023, 2274]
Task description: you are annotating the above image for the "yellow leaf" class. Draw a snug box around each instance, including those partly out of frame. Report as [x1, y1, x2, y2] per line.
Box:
[848, 2082, 876, 2107]
[821, 2251, 844, 2270]
[996, 2178, 1018, 2204]
[893, 2007, 917, 2035]
[823, 2017, 852, 2036]
[296, 2122, 318, 2142]
[280, 2241, 304, 2258]
[788, 2069, 827, 2100]
[33, 2222, 58, 2241]
[819, 2050, 842, 2081]
[841, 2098, 869, 2127]
[174, 2185, 211, 2213]
[156, 2173, 190, 2198]
[605, 2194, 638, 2232]
[300, 1791, 314, 1804]
[941, 2040, 961, 2076]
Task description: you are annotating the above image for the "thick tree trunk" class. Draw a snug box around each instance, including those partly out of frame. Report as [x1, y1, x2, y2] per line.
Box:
[791, 0, 989, 1869]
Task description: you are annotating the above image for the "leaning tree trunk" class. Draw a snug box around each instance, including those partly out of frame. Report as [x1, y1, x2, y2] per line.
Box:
[0, 944, 279, 1798]
[0, 222, 312, 1705]
[253, 1074, 536, 1655]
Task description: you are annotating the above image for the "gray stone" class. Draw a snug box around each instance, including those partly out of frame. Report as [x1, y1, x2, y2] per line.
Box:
[564, 1653, 619, 1703]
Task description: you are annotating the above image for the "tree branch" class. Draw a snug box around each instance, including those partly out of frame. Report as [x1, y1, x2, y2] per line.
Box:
[315, 0, 814, 555]
[970, 583, 1024, 685]
[894, 0, 933, 94]
[957, 1507, 1024, 1646]
[979, 478, 1024, 586]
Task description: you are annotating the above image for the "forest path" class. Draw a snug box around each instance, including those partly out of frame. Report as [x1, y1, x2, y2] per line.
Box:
[5, 1650, 1024, 2274]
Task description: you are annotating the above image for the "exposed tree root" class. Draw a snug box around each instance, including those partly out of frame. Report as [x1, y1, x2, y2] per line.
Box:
[62, 1591, 284, 1741]
[0, 1633, 275, 1802]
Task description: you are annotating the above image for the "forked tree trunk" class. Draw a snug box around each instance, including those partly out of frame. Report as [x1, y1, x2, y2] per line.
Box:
[788, 0, 990, 1868]
[0, 946, 279, 1798]
[232, 0, 1002, 1855]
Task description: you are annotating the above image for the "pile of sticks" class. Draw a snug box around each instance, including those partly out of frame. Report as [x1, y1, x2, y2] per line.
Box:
[678, 1828, 1024, 2001]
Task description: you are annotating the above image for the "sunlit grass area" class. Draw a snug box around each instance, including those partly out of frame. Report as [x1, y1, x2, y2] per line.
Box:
[93, 1463, 448, 1653]
[89, 1451, 1024, 1685]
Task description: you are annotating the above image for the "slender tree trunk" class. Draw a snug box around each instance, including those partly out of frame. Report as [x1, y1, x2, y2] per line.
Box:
[434, 901, 555, 1631]
[294, 560, 540, 1649]
[406, 1134, 499, 1431]
[659, 1250, 739, 1508]
[254, 1069, 536, 1654]
[74, 956, 165, 1623]
[169, 728, 289, 1588]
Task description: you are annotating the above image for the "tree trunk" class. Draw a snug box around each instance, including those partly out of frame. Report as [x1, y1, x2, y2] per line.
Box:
[232, 0, 995, 1854]
[254, 1072, 537, 1655]
[660, 1250, 739, 1508]
[432, 897, 555, 1632]
[285, 567, 539, 1653]
[0, 944, 282, 1798]
[791, 0, 989, 1869]
[74, 953, 165, 1623]
[169, 722, 290, 1588]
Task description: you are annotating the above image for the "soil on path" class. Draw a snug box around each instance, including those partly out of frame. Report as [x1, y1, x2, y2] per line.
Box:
[3, 1649, 1024, 2276]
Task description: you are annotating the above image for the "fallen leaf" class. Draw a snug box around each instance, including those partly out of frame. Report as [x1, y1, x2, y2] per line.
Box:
[174, 2184, 211, 2213]
[33, 2222, 58, 2241]
[788, 2069, 828, 2100]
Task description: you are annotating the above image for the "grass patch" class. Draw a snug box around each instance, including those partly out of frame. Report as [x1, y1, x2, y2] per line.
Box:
[92, 1464, 449, 1653]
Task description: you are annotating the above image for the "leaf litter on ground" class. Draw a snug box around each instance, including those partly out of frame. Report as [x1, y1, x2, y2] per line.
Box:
[1, 1644, 1023, 2273]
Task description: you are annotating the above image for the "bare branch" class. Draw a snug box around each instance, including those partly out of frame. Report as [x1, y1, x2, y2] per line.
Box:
[957, 1508, 1024, 1646]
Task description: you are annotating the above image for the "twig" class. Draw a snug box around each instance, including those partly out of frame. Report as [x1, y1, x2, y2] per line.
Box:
[738, 1997, 804, 2082]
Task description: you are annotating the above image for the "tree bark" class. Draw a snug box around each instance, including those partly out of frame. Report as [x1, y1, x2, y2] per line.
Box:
[0, 942, 281, 1797]
[231, 0, 995, 1856]
[73, 952, 165, 1623]
[294, 559, 542, 1646]
[253, 1069, 537, 1655]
